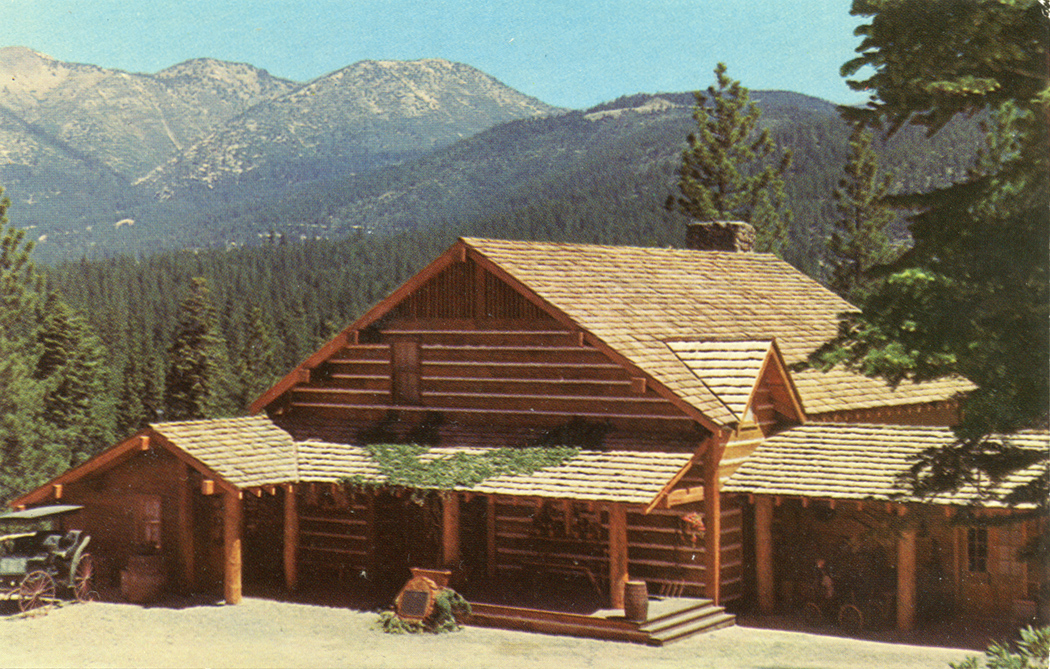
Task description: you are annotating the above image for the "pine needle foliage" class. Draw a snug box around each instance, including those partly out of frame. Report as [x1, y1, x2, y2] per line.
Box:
[950, 626, 1050, 669]
[812, 0, 1049, 507]
[825, 124, 897, 301]
[164, 277, 234, 421]
[666, 62, 794, 254]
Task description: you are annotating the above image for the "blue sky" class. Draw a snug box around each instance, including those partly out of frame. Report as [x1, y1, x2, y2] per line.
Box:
[2, 1, 870, 109]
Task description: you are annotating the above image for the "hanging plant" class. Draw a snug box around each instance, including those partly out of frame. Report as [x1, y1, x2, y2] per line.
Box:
[681, 512, 706, 546]
[343, 444, 580, 497]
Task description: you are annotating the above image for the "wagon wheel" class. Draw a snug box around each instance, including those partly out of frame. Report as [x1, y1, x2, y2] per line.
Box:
[73, 553, 97, 603]
[838, 603, 864, 634]
[802, 601, 823, 626]
[18, 571, 55, 614]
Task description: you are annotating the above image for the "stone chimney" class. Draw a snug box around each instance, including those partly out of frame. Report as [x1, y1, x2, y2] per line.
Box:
[685, 221, 756, 252]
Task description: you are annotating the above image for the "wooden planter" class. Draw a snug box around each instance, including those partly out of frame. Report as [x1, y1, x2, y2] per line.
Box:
[410, 567, 451, 588]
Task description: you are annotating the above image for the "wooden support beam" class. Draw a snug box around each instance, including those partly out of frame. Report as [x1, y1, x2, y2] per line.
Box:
[608, 502, 628, 609]
[897, 525, 917, 631]
[223, 491, 243, 605]
[473, 262, 487, 321]
[177, 462, 195, 594]
[201, 479, 215, 496]
[283, 484, 299, 593]
[703, 455, 722, 605]
[52, 484, 63, 500]
[755, 495, 775, 614]
[139, 435, 150, 451]
[365, 493, 377, 589]
[442, 493, 461, 569]
[331, 483, 349, 509]
[487, 495, 497, 581]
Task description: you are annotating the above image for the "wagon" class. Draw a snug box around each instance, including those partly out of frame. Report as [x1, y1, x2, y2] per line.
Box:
[0, 505, 94, 614]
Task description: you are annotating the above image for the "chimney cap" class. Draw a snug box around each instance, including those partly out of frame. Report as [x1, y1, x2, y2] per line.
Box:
[685, 221, 756, 252]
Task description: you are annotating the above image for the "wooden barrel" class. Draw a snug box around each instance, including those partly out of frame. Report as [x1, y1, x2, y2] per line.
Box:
[624, 580, 648, 622]
[121, 555, 166, 604]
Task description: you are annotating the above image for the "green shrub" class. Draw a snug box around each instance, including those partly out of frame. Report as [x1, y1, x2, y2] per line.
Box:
[376, 587, 472, 635]
[950, 626, 1050, 669]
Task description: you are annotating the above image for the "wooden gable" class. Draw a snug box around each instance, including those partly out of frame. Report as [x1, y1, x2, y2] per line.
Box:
[253, 240, 714, 450]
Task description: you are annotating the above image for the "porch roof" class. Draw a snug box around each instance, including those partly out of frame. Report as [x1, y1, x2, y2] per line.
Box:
[294, 442, 694, 505]
[147, 416, 692, 504]
[722, 423, 1049, 508]
[152, 415, 299, 489]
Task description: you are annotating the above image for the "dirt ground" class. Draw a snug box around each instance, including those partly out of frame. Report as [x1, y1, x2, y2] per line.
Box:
[0, 597, 983, 669]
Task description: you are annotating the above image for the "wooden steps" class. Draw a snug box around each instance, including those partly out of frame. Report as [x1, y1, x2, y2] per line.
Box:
[466, 602, 650, 644]
[639, 597, 737, 646]
[465, 597, 734, 646]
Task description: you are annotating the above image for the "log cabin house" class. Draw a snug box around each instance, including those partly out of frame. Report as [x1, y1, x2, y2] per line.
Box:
[11, 224, 1047, 638]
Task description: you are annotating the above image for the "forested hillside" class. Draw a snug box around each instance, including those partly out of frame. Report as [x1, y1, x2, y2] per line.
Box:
[162, 91, 980, 274]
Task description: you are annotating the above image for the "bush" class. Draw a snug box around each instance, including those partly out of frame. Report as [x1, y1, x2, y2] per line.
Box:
[376, 587, 472, 635]
[950, 626, 1050, 669]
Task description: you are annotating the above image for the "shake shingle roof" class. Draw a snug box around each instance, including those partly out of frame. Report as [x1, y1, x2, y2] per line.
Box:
[722, 423, 1049, 507]
[666, 339, 772, 417]
[147, 417, 692, 505]
[152, 415, 298, 489]
[461, 238, 969, 423]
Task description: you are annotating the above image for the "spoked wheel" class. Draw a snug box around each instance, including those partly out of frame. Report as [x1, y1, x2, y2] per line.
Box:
[73, 554, 97, 603]
[838, 603, 864, 634]
[802, 602, 823, 626]
[18, 571, 55, 614]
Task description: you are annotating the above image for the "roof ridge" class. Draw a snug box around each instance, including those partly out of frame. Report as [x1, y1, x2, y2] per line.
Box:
[461, 236, 782, 258]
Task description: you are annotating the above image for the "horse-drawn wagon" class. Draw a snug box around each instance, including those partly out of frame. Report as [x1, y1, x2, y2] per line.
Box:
[0, 505, 94, 614]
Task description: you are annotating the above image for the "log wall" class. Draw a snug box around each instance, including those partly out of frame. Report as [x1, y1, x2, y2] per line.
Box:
[56, 448, 189, 591]
[488, 496, 742, 603]
[272, 258, 700, 450]
[294, 485, 372, 585]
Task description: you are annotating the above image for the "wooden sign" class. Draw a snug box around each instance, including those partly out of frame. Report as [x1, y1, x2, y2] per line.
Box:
[394, 575, 438, 622]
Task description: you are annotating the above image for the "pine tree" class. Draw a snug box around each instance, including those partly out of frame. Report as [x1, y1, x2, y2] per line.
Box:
[35, 292, 114, 464]
[666, 62, 794, 253]
[814, 0, 1049, 507]
[164, 277, 234, 421]
[825, 124, 897, 300]
[233, 306, 277, 411]
[0, 188, 60, 502]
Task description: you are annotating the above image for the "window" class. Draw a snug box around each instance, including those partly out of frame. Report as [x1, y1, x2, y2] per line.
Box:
[967, 526, 988, 573]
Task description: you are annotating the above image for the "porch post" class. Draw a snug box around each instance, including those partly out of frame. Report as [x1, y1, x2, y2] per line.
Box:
[608, 502, 628, 608]
[703, 455, 722, 605]
[897, 523, 917, 631]
[283, 484, 299, 592]
[442, 492, 461, 569]
[486, 496, 497, 580]
[755, 495, 775, 614]
[176, 462, 195, 593]
[223, 490, 243, 605]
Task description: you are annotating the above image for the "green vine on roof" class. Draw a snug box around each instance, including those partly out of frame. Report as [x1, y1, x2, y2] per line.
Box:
[342, 443, 580, 493]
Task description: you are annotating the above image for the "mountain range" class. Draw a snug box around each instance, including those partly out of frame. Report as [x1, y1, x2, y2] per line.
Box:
[0, 47, 978, 264]
[0, 47, 559, 256]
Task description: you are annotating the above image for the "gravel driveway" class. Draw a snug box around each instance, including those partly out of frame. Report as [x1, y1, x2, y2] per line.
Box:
[0, 598, 977, 669]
